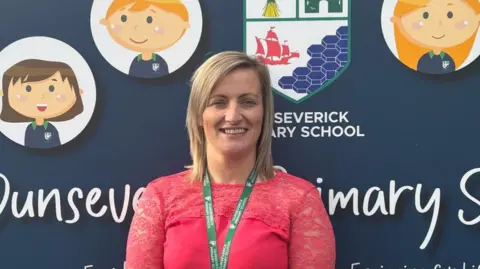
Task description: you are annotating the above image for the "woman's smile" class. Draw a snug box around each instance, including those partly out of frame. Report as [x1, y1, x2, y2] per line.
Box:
[219, 128, 249, 139]
[220, 128, 248, 135]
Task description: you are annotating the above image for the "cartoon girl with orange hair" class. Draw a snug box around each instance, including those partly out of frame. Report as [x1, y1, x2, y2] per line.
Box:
[100, 0, 190, 78]
[390, 0, 480, 74]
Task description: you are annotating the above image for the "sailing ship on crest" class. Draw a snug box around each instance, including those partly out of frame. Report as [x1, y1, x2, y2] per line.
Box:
[255, 26, 300, 65]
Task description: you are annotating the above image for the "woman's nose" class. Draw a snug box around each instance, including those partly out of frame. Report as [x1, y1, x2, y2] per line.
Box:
[225, 104, 242, 123]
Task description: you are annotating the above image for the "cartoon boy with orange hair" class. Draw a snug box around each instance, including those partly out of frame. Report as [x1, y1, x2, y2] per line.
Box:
[100, 0, 190, 78]
[390, 0, 480, 74]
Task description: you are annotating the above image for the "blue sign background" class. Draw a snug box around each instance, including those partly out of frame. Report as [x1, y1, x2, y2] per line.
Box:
[1, 0, 480, 268]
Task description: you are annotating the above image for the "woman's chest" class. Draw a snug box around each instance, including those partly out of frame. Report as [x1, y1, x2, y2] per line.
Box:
[163, 214, 290, 269]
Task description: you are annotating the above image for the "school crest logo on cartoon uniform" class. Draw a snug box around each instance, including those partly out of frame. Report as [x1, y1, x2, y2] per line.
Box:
[243, 0, 351, 103]
[442, 61, 450, 69]
[44, 132, 52, 141]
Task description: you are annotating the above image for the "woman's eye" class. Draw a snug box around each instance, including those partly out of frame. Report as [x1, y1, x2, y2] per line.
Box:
[146, 16, 153, 24]
[243, 100, 256, 105]
[447, 11, 453, 19]
[25, 85, 31, 92]
[49, 85, 55, 92]
[423, 12, 429, 19]
[209, 99, 223, 106]
[121, 15, 127, 22]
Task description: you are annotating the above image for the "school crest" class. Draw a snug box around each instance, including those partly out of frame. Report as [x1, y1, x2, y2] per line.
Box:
[44, 132, 52, 141]
[442, 61, 450, 69]
[243, 0, 351, 103]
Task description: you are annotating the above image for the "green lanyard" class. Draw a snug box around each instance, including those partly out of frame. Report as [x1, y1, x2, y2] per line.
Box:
[203, 169, 257, 269]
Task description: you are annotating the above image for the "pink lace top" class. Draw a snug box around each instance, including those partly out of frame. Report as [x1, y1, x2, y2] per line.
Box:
[125, 170, 335, 269]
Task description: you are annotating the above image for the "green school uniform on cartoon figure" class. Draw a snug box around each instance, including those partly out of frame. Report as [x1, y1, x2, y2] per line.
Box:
[390, 0, 480, 74]
[0, 59, 84, 149]
[99, 0, 190, 78]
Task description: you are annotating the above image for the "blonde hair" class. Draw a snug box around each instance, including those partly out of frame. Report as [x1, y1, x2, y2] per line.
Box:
[393, 0, 480, 70]
[185, 51, 275, 183]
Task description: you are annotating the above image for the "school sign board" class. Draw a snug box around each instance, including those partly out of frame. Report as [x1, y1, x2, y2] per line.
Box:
[1, 0, 480, 268]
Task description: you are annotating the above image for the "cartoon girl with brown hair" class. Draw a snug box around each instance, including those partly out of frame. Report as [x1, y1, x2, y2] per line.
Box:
[100, 0, 190, 78]
[391, 0, 480, 74]
[0, 59, 84, 149]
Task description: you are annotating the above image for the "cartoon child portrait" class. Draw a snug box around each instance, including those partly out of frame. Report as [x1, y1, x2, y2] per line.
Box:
[384, 0, 480, 74]
[0, 59, 84, 149]
[93, 0, 202, 79]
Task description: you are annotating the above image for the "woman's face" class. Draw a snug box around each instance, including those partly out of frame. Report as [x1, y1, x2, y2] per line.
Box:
[393, 0, 480, 49]
[201, 68, 264, 158]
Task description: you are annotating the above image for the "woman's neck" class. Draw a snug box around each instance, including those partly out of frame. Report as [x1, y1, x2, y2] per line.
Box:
[206, 150, 257, 185]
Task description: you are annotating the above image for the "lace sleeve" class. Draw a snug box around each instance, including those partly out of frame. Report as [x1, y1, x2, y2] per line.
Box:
[125, 183, 165, 269]
[288, 187, 336, 269]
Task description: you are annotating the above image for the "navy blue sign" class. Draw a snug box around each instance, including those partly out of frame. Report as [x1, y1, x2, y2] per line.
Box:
[1, 0, 480, 268]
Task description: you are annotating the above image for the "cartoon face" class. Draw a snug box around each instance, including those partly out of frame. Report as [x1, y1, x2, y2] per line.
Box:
[8, 71, 79, 120]
[393, 0, 480, 49]
[101, 3, 190, 53]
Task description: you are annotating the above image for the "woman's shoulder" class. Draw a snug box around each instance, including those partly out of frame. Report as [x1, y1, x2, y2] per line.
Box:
[263, 170, 321, 206]
[272, 170, 317, 193]
[143, 169, 195, 196]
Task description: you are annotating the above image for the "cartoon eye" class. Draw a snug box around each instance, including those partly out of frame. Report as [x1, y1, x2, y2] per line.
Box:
[423, 12, 429, 19]
[146, 16, 153, 24]
[25, 85, 31, 92]
[447, 11, 453, 19]
[49, 85, 55, 92]
[121, 15, 127, 22]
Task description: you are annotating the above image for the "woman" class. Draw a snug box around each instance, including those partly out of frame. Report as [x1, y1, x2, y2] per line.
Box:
[125, 51, 335, 269]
